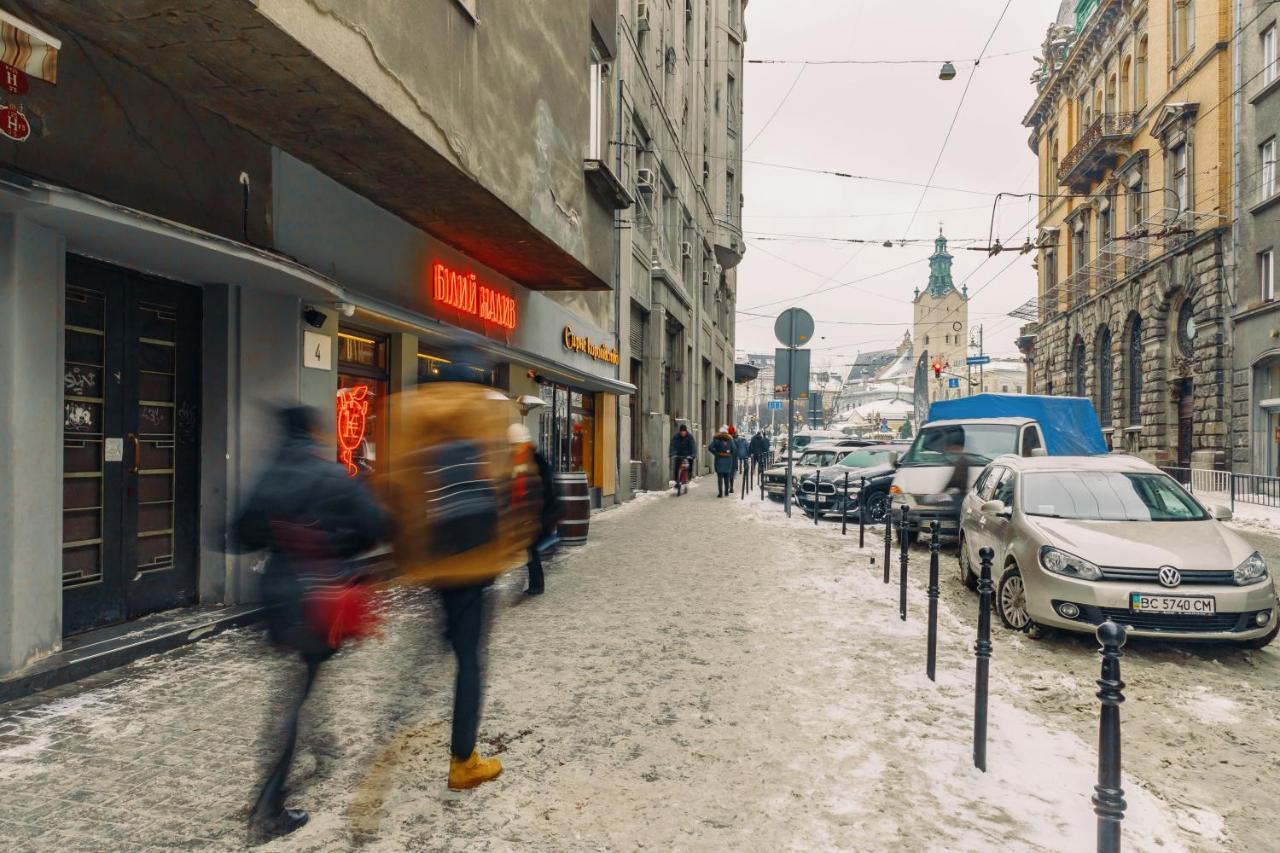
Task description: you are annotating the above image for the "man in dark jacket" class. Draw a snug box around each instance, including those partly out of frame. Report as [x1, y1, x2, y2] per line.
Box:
[748, 430, 770, 471]
[526, 446, 560, 595]
[668, 423, 696, 489]
[235, 406, 392, 840]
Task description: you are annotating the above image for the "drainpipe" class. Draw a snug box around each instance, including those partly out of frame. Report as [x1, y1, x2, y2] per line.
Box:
[1229, 0, 1243, 474]
[614, 60, 626, 500]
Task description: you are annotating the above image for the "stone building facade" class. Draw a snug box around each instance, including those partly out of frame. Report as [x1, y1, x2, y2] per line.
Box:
[1230, 0, 1280, 475]
[1021, 0, 1235, 467]
[913, 233, 969, 405]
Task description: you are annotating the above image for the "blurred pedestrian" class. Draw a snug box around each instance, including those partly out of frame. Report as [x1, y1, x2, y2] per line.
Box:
[709, 426, 735, 497]
[516, 424, 560, 596]
[732, 430, 750, 490]
[234, 405, 392, 841]
[749, 429, 770, 474]
[387, 350, 517, 790]
[668, 423, 696, 491]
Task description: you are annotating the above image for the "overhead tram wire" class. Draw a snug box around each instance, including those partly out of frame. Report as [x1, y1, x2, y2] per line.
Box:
[743, 63, 807, 152]
[900, 0, 1014, 240]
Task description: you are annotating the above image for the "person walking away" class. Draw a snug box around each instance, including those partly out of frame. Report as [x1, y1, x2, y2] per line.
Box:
[732, 431, 750, 490]
[748, 429, 770, 479]
[668, 423, 696, 491]
[387, 350, 522, 791]
[235, 405, 392, 841]
[708, 426, 736, 497]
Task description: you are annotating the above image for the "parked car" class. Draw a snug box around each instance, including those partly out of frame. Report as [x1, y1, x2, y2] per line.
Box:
[957, 454, 1278, 647]
[762, 443, 860, 500]
[891, 395, 1106, 541]
[796, 444, 900, 520]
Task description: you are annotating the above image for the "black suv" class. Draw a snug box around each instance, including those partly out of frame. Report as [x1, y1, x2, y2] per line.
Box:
[796, 444, 900, 521]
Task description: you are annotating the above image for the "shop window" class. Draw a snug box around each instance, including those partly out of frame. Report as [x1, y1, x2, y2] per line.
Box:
[538, 382, 596, 481]
[337, 329, 388, 478]
[416, 349, 495, 386]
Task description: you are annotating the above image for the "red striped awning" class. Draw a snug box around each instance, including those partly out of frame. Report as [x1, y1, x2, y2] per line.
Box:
[0, 10, 59, 84]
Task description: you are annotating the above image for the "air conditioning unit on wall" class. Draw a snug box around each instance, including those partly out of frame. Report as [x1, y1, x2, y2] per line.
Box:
[637, 2, 651, 32]
[636, 168, 655, 193]
[681, 241, 693, 259]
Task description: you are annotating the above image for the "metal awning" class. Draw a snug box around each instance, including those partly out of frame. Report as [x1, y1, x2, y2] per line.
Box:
[0, 171, 342, 301]
[734, 362, 760, 383]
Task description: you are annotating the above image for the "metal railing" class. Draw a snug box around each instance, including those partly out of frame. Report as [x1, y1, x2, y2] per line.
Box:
[1057, 112, 1138, 184]
[1161, 466, 1280, 511]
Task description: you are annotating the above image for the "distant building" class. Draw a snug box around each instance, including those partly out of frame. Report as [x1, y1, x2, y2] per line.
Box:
[913, 232, 968, 403]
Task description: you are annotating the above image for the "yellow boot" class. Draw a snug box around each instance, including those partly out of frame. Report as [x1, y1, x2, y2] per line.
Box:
[448, 750, 503, 790]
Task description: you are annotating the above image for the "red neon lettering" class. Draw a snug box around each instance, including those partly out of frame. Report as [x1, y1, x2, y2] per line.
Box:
[431, 261, 517, 330]
[336, 385, 370, 477]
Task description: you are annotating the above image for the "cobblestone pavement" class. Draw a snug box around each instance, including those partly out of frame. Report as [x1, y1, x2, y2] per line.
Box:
[0, 481, 1271, 851]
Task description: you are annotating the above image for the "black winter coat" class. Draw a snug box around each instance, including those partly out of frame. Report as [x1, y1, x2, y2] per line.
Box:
[234, 431, 392, 656]
[534, 449, 562, 537]
[748, 434, 770, 456]
[668, 431, 696, 458]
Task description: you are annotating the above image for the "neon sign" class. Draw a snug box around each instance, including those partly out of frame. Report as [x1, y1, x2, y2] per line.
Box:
[336, 385, 370, 477]
[432, 261, 517, 330]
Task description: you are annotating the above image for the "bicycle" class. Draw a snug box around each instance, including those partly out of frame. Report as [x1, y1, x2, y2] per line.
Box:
[673, 456, 692, 496]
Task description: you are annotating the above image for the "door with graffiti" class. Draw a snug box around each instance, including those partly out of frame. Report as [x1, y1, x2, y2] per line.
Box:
[62, 257, 202, 635]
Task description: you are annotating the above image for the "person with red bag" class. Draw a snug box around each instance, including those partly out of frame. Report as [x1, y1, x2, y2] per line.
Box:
[234, 405, 391, 841]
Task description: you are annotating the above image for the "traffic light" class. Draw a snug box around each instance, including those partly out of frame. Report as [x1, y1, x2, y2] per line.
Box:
[932, 359, 944, 379]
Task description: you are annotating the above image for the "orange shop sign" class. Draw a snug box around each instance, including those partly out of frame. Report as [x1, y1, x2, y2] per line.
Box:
[562, 326, 619, 365]
[432, 261, 517, 331]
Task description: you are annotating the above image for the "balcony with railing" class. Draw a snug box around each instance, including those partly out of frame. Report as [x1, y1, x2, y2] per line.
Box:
[1057, 112, 1138, 193]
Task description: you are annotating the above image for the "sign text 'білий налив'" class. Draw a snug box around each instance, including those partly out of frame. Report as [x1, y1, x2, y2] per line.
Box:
[432, 261, 517, 331]
[562, 326, 619, 365]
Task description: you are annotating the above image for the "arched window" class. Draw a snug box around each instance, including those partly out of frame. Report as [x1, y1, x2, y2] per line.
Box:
[1073, 336, 1087, 397]
[1136, 37, 1148, 108]
[1128, 315, 1143, 423]
[1105, 74, 1117, 117]
[1120, 58, 1131, 111]
[1097, 326, 1113, 426]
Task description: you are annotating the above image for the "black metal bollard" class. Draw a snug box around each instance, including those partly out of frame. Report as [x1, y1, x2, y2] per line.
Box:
[927, 520, 941, 682]
[883, 498, 892, 584]
[841, 472, 849, 535]
[858, 476, 867, 548]
[973, 546, 994, 772]
[814, 471, 821, 525]
[759, 456, 766, 502]
[1093, 620, 1128, 853]
[898, 506, 909, 621]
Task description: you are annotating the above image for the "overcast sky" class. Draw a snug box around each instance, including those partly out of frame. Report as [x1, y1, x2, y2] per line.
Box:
[735, 0, 1062, 369]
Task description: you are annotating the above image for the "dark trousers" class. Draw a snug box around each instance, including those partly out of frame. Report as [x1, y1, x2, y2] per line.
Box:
[440, 584, 488, 760]
[254, 653, 322, 817]
[526, 546, 544, 593]
[717, 472, 732, 495]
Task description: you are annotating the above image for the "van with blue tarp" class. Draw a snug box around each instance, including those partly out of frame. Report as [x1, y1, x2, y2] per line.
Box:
[888, 395, 1106, 541]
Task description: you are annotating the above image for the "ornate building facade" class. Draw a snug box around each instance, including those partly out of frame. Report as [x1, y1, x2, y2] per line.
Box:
[1021, 0, 1234, 467]
[914, 233, 969, 404]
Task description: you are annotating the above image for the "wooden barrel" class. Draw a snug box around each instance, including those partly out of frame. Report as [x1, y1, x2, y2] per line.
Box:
[555, 471, 591, 545]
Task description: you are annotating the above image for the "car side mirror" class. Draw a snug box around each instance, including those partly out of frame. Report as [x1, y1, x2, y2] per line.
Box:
[888, 451, 899, 468]
[980, 499, 1009, 517]
[1208, 504, 1233, 521]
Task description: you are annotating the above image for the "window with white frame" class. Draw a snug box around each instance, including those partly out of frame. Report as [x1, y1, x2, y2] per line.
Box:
[1262, 138, 1277, 202]
[588, 50, 604, 161]
[1263, 250, 1276, 302]
[1264, 25, 1277, 86]
[1172, 0, 1193, 62]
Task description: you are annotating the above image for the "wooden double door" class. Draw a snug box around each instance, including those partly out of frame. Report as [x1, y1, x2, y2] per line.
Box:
[61, 257, 202, 635]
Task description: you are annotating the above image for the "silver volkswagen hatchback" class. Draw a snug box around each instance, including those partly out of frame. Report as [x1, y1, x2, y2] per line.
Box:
[957, 454, 1278, 647]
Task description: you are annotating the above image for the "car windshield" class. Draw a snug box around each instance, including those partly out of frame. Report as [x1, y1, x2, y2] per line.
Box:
[1021, 471, 1208, 521]
[799, 450, 838, 467]
[899, 424, 1020, 466]
[839, 449, 892, 468]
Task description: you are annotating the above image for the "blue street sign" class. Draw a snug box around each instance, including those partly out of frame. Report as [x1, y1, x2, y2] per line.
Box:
[767, 400, 783, 410]
[947, 378, 960, 388]
[966, 355, 991, 366]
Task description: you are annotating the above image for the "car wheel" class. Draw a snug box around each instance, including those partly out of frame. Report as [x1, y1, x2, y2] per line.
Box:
[865, 491, 890, 523]
[996, 564, 1035, 633]
[957, 535, 978, 591]
[768, 494, 783, 503]
[1242, 619, 1279, 650]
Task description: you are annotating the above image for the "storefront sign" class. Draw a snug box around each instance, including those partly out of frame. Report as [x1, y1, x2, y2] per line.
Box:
[562, 326, 619, 365]
[432, 261, 517, 331]
[0, 104, 29, 141]
[1, 62, 26, 95]
[336, 385, 370, 477]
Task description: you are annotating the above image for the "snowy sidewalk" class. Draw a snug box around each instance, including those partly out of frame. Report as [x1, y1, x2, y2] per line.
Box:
[0, 480, 1226, 851]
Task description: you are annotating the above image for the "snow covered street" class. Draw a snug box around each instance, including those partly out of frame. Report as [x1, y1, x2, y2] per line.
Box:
[1, 480, 1276, 851]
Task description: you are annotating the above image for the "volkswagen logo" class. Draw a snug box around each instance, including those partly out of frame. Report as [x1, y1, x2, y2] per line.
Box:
[1158, 566, 1182, 588]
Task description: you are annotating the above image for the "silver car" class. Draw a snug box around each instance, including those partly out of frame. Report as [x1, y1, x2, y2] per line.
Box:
[762, 443, 857, 499]
[958, 454, 1278, 647]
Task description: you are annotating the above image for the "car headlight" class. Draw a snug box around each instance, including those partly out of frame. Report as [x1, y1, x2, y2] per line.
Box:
[1039, 546, 1102, 581]
[1234, 551, 1268, 586]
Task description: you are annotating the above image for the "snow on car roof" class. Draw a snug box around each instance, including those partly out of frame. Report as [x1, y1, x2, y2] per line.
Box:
[994, 453, 1159, 473]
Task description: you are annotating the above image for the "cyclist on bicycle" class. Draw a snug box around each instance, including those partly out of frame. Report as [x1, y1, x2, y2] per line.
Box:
[668, 423, 696, 492]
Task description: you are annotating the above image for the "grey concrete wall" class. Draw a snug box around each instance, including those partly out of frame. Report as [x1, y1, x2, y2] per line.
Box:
[0, 216, 65, 674]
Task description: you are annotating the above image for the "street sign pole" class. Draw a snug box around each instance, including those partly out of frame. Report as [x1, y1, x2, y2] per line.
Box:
[785, 337, 796, 518]
[773, 307, 814, 519]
